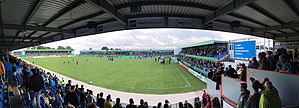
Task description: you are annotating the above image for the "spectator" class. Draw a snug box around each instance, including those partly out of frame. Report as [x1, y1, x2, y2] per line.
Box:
[261, 78, 279, 97]
[20, 65, 32, 90]
[87, 103, 98, 108]
[205, 95, 211, 108]
[0, 59, 6, 83]
[79, 88, 87, 108]
[164, 100, 170, 108]
[275, 55, 292, 74]
[126, 98, 137, 108]
[237, 83, 250, 108]
[258, 52, 270, 70]
[184, 100, 193, 108]
[65, 85, 80, 108]
[65, 80, 72, 93]
[246, 80, 261, 108]
[239, 63, 247, 82]
[144, 102, 148, 108]
[87, 90, 95, 104]
[211, 97, 221, 108]
[138, 99, 147, 108]
[194, 97, 201, 108]
[75, 84, 80, 94]
[272, 49, 282, 70]
[224, 65, 237, 78]
[259, 81, 281, 108]
[248, 57, 259, 69]
[157, 102, 162, 108]
[294, 49, 298, 60]
[202, 90, 207, 106]
[104, 95, 113, 108]
[56, 89, 64, 108]
[96, 92, 105, 108]
[249, 77, 265, 90]
[113, 98, 122, 108]
[29, 69, 44, 108]
[179, 102, 184, 108]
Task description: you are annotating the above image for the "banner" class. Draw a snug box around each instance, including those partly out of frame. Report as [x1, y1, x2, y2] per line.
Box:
[233, 40, 256, 58]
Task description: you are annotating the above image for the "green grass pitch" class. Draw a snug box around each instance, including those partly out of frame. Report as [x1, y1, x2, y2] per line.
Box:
[24, 57, 206, 94]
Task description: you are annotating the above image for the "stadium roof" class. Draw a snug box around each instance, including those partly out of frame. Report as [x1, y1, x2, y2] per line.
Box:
[181, 40, 227, 48]
[1, 0, 299, 50]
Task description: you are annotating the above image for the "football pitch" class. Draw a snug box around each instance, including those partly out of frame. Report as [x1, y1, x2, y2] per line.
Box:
[24, 57, 206, 94]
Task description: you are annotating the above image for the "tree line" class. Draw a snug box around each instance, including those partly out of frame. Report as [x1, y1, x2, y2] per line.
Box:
[29, 45, 74, 50]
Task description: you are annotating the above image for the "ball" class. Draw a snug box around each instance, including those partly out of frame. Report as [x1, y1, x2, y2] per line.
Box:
[89, 81, 93, 84]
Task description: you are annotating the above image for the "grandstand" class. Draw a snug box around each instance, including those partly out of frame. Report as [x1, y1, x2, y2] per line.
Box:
[1, 0, 299, 108]
[20, 49, 75, 57]
[80, 49, 174, 57]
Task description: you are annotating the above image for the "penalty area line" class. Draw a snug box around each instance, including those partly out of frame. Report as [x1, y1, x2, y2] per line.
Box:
[172, 64, 192, 88]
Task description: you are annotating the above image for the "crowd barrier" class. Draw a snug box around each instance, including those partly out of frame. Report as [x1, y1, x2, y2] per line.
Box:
[221, 76, 244, 106]
[206, 78, 220, 99]
[247, 69, 299, 107]
[179, 59, 299, 108]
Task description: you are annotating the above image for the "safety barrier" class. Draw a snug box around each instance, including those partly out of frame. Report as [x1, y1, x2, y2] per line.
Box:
[247, 68, 299, 107]
[206, 78, 220, 99]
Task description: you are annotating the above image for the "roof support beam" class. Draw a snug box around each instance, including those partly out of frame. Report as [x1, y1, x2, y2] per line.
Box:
[30, 32, 51, 42]
[23, 0, 45, 25]
[3, 36, 39, 40]
[228, 13, 267, 26]
[127, 14, 204, 19]
[85, 0, 127, 25]
[0, 24, 74, 34]
[59, 11, 106, 28]
[43, 0, 85, 26]
[291, 28, 299, 34]
[203, 0, 254, 25]
[115, 1, 217, 11]
[247, 3, 284, 24]
[281, 0, 299, 18]
[276, 30, 287, 34]
[275, 33, 299, 37]
[21, 31, 37, 42]
[253, 22, 299, 32]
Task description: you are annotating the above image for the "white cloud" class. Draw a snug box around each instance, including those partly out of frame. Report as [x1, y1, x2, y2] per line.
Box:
[18, 28, 272, 54]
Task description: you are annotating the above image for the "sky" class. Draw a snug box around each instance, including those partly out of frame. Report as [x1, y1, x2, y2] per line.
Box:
[20, 28, 273, 54]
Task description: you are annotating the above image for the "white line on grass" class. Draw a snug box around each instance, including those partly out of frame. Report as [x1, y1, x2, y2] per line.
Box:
[25, 59, 189, 90]
[172, 64, 191, 87]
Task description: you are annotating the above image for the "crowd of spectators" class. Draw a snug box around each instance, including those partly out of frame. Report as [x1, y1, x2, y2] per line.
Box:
[180, 47, 227, 58]
[236, 77, 281, 108]
[1, 52, 207, 108]
[80, 51, 173, 57]
[248, 48, 298, 74]
[26, 51, 71, 56]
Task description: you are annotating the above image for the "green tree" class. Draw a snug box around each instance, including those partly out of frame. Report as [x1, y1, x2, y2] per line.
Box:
[66, 46, 74, 50]
[89, 48, 92, 50]
[57, 46, 65, 49]
[101, 46, 109, 51]
[110, 48, 114, 50]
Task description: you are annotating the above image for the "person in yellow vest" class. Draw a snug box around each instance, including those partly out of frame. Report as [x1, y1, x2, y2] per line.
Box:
[104, 95, 112, 108]
[60, 78, 65, 86]
[0, 60, 6, 83]
[259, 81, 281, 108]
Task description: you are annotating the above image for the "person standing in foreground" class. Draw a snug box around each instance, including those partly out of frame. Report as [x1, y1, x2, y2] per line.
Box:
[29, 69, 44, 108]
[246, 80, 261, 108]
[259, 81, 281, 108]
[112, 98, 122, 108]
[237, 83, 250, 108]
